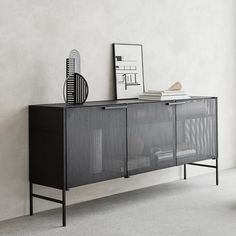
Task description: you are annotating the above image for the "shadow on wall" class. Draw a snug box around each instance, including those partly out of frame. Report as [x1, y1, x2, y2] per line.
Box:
[0, 106, 29, 217]
[0, 56, 60, 219]
[108, 44, 116, 100]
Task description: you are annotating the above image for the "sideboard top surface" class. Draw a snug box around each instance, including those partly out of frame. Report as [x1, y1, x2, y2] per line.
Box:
[29, 96, 217, 108]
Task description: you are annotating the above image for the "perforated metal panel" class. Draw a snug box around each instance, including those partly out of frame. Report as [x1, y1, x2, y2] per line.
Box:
[127, 102, 175, 175]
[66, 106, 126, 187]
[176, 99, 217, 165]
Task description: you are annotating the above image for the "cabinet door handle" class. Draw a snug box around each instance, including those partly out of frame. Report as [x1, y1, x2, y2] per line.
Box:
[166, 101, 187, 106]
[102, 105, 127, 110]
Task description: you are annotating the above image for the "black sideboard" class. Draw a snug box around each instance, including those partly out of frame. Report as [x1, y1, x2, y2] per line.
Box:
[29, 96, 218, 226]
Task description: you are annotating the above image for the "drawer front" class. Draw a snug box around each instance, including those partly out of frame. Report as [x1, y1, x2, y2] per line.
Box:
[127, 102, 175, 175]
[66, 106, 127, 187]
[176, 98, 217, 165]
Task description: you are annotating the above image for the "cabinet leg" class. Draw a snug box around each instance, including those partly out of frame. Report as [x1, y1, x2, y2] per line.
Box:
[30, 182, 33, 216]
[124, 174, 129, 178]
[62, 189, 66, 227]
[184, 164, 187, 180]
[124, 168, 129, 178]
[216, 159, 219, 186]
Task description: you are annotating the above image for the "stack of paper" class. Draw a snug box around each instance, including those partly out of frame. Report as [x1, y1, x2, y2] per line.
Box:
[139, 90, 190, 101]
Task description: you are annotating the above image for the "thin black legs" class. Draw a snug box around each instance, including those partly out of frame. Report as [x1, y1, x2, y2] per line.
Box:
[29, 183, 66, 227]
[62, 188, 66, 227]
[30, 182, 33, 216]
[184, 164, 186, 180]
[184, 159, 219, 185]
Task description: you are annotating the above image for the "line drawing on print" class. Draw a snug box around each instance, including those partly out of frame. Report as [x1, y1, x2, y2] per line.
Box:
[113, 44, 144, 99]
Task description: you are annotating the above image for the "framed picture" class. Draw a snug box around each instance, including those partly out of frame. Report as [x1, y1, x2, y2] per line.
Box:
[113, 43, 145, 99]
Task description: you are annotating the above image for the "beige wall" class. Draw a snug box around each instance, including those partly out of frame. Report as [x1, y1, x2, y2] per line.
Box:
[0, 0, 236, 221]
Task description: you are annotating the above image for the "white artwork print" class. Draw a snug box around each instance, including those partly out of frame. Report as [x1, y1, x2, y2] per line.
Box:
[114, 44, 144, 99]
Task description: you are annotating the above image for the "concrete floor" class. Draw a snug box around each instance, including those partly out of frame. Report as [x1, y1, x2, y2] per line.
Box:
[1, 168, 236, 236]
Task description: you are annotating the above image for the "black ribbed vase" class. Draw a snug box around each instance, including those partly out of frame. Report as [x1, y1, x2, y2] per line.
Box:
[66, 73, 89, 105]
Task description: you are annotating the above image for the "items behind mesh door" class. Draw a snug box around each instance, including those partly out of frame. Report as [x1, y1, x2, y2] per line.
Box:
[152, 143, 196, 162]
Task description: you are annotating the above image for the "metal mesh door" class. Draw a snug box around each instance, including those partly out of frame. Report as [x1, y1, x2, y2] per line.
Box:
[176, 98, 217, 165]
[66, 106, 126, 187]
[127, 102, 175, 175]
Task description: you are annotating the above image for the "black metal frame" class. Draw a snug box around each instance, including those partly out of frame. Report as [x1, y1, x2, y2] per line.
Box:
[29, 183, 67, 226]
[29, 97, 218, 227]
[183, 158, 219, 185]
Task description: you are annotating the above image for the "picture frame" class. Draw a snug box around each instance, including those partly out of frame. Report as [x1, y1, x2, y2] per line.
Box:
[113, 43, 145, 99]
